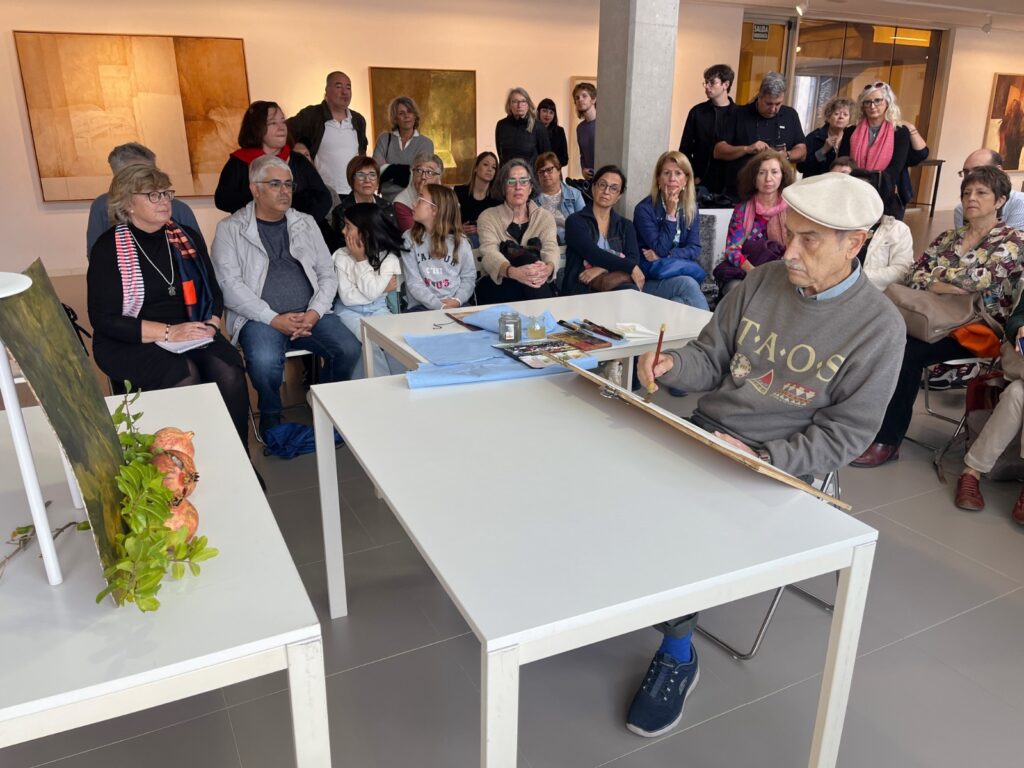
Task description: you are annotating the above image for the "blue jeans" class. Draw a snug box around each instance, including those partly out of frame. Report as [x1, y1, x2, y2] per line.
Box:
[238, 314, 360, 418]
[644, 276, 709, 310]
[331, 297, 403, 378]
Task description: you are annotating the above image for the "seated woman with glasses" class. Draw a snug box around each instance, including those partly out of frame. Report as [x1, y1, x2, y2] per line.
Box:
[476, 159, 560, 304]
[88, 164, 249, 447]
[393, 152, 444, 232]
[495, 88, 551, 167]
[372, 96, 435, 201]
[837, 82, 911, 219]
[533, 151, 584, 243]
[713, 149, 794, 298]
[454, 151, 501, 249]
[632, 151, 710, 310]
[214, 100, 332, 220]
[322, 156, 398, 252]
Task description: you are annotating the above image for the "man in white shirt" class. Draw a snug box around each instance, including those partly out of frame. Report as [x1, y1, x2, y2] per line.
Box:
[288, 71, 368, 196]
[953, 149, 1024, 228]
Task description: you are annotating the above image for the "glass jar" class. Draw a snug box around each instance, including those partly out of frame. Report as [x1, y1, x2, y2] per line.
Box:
[526, 314, 546, 339]
[498, 311, 521, 343]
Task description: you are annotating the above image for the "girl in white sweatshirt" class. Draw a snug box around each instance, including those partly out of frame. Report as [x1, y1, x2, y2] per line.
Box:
[401, 184, 478, 310]
[332, 203, 405, 376]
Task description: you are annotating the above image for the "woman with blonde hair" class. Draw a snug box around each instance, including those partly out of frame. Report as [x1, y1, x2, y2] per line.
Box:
[838, 81, 911, 218]
[372, 95, 435, 200]
[494, 87, 551, 167]
[632, 151, 708, 309]
[800, 95, 855, 177]
[401, 184, 477, 310]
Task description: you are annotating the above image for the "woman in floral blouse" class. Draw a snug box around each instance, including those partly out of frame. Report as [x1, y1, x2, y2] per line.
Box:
[853, 165, 1024, 467]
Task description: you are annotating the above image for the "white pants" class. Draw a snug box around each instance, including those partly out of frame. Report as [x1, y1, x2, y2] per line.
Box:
[965, 379, 1024, 473]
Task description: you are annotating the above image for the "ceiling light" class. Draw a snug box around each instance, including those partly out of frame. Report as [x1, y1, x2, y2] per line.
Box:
[796, 0, 809, 16]
[981, 15, 993, 34]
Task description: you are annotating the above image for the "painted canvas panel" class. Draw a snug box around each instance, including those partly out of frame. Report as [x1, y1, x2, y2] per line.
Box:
[0, 260, 123, 573]
[369, 67, 476, 185]
[568, 75, 597, 179]
[984, 74, 1024, 171]
[14, 31, 249, 200]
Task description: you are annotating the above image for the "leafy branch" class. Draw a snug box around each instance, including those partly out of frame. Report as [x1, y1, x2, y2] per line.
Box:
[0, 520, 90, 581]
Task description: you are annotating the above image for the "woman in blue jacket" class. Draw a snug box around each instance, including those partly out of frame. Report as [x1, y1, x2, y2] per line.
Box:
[534, 151, 585, 243]
[632, 151, 709, 309]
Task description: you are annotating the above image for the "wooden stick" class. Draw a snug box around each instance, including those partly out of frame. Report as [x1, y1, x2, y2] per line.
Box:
[545, 354, 851, 511]
[647, 323, 667, 396]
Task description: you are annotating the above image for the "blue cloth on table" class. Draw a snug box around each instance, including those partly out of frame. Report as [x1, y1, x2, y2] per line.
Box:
[462, 305, 559, 334]
[407, 356, 598, 389]
[404, 330, 504, 366]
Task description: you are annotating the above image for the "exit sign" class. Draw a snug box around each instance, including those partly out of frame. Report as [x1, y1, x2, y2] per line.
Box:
[752, 24, 770, 40]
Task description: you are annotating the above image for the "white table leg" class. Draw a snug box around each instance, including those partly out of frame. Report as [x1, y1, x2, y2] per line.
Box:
[481, 644, 520, 768]
[808, 540, 876, 767]
[60, 449, 84, 509]
[0, 341, 62, 585]
[312, 394, 347, 619]
[287, 637, 332, 768]
[360, 322, 375, 379]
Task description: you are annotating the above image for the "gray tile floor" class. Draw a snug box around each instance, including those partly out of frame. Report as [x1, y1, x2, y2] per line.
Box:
[6, 380, 1024, 768]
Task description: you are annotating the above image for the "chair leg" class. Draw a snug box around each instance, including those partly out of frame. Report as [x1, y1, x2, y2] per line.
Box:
[696, 587, 786, 661]
[933, 412, 968, 482]
[923, 369, 960, 425]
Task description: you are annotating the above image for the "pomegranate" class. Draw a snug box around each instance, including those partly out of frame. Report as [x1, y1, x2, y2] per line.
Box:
[152, 449, 199, 503]
[165, 499, 199, 540]
[152, 427, 195, 458]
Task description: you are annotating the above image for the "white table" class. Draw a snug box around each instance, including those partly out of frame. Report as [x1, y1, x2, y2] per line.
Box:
[0, 384, 331, 767]
[311, 374, 876, 768]
[359, 291, 712, 377]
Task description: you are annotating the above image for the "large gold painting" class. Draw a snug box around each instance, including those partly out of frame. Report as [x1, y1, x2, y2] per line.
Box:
[369, 67, 476, 186]
[14, 31, 249, 201]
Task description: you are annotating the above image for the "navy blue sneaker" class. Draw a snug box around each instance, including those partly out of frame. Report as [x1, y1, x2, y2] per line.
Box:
[626, 648, 700, 737]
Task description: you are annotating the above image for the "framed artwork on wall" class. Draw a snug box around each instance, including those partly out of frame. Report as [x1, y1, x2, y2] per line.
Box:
[568, 75, 597, 180]
[984, 74, 1024, 171]
[14, 31, 250, 201]
[368, 67, 476, 185]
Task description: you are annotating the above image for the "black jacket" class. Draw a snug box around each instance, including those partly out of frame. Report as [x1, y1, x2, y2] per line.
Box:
[562, 206, 640, 294]
[679, 98, 734, 193]
[495, 116, 551, 167]
[286, 101, 369, 159]
[798, 125, 841, 178]
[838, 124, 911, 218]
[545, 124, 569, 167]
[213, 152, 333, 220]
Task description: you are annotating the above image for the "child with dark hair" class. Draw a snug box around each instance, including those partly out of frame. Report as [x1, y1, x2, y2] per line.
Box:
[332, 203, 405, 376]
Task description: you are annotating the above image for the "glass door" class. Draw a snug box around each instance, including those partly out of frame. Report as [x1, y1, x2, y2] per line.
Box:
[736, 20, 793, 106]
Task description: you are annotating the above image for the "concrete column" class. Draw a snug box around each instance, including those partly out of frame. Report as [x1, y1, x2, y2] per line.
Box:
[596, 0, 680, 215]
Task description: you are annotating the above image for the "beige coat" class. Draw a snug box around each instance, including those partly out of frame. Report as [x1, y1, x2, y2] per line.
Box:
[477, 201, 560, 284]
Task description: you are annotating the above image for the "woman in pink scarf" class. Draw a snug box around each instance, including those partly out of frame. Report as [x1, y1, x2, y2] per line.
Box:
[715, 149, 794, 297]
[839, 82, 911, 219]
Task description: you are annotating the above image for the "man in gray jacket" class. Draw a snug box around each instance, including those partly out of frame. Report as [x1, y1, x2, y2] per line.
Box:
[625, 172, 905, 740]
[212, 155, 359, 437]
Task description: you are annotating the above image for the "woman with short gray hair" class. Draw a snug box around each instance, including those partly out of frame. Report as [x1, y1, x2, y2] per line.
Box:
[372, 96, 435, 200]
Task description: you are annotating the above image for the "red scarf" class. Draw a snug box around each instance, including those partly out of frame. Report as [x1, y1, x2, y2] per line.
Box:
[230, 145, 291, 164]
[849, 120, 894, 172]
[742, 197, 788, 246]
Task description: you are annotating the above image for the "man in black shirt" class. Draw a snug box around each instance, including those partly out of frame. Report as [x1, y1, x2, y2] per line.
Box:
[679, 64, 736, 195]
[714, 72, 807, 199]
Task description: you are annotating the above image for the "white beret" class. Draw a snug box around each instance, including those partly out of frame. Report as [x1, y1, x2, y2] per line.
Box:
[781, 172, 883, 230]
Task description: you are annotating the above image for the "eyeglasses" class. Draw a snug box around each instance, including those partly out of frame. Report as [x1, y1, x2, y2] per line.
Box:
[416, 196, 438, 209]
[595, 181, 621, 193]
[505, 178, 532, 187]
[354, 171, 378, 181]
[255, 179, 296, 191]
[702, 79, 721, 87]
[135, 190, 175, 203]
[510, 99, 528, 106]
[537, 166, 559, 176]
[413, 167, 441, 178]
[863, 98, 887, 107]
[958, 167, 984, 178]
[862, 81, 886, 91]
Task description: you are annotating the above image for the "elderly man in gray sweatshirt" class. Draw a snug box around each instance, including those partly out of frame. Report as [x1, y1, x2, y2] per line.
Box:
[625, 172, 906, 740]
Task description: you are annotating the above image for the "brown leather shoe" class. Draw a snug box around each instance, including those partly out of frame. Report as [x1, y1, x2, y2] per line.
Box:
[850, 442, 899, 467]
[1012, 487, 1024, 526]
[954, 473, 985, 511]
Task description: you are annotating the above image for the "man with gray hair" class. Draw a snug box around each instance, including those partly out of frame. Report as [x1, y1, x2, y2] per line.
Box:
[625, 172, 904, 739]
[953, 148, 1024, 228]
[714, 72, 807, 198]
[86, 142, 200, 256]
[211, 155, 360, 439]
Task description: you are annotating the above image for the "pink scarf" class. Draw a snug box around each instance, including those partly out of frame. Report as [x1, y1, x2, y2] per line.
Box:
[742, 197, 788, 246]
[849, 120, 894, 172]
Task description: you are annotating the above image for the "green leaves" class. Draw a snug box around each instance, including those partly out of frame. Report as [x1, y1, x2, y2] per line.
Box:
[95, 384, 218, 613]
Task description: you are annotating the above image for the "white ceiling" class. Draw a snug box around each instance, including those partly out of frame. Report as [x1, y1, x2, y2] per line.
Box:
[716, 0, 1024, 33]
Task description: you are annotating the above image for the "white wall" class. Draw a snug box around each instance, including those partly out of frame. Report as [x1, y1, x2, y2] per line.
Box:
[1, 0, 740, 275]
[933, 27, 1024, 208]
